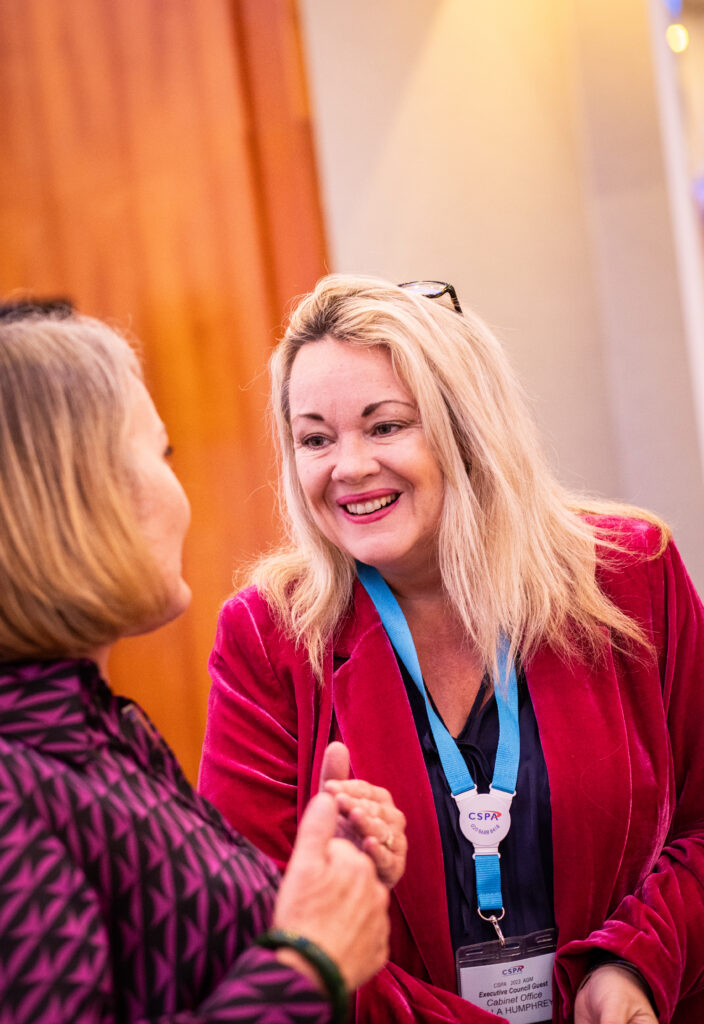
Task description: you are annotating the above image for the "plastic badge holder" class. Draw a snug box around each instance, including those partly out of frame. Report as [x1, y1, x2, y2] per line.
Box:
[456, 928, 556, 1024]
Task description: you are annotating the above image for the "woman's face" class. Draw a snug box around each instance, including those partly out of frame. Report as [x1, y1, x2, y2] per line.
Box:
[288, 336, 445, 589]
[124, 375, 192, 626]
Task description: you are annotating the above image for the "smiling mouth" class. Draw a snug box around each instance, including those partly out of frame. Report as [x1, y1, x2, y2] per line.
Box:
[342, 493, 400, 516]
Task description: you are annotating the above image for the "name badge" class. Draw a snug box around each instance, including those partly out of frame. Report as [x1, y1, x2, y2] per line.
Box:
[456, 929, 556, 1024]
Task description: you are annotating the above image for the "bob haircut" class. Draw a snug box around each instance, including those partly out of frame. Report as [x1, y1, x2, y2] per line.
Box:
[0, 312, 171, 659]
[251, 273, 667, 680]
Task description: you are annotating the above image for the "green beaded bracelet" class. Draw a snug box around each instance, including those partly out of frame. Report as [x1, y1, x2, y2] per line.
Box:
[255, 928, 349, 1024]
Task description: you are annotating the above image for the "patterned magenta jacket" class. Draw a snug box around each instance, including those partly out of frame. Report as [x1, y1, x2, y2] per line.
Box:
[0, 658, 332, 1023]
[199, 518, 704, 1024]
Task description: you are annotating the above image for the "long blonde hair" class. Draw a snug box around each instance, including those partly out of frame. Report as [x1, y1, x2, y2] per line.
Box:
[251, 274, 667, 678]
[0, 311, 171, 659]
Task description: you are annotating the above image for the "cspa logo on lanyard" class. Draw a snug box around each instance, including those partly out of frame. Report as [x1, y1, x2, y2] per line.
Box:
[455, 787, 514, 852]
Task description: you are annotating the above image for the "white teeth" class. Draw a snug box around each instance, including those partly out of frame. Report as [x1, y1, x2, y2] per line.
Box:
[344, 494, 398, 516]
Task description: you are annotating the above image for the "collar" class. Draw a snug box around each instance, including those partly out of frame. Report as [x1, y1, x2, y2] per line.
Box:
[0, 657, 123, 764]
[331, 578, 376, 660]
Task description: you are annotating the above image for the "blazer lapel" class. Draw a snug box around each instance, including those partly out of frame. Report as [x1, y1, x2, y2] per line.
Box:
[331, 582, 456, 991]
[525, 637, 633, 943]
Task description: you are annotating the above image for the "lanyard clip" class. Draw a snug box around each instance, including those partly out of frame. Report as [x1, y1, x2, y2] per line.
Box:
[478, 907, 506, 946]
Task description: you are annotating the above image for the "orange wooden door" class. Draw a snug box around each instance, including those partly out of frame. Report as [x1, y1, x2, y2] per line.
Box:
[0, 0, 327, 781]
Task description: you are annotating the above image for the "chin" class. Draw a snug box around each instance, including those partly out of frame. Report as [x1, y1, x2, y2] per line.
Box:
[350, 546, 408, 571]
[163, 580, 192, 624]
[130, 580, 192, 637]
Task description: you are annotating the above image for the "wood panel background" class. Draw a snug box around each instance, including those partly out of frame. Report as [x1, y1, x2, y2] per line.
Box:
[0, 0, 328, 782]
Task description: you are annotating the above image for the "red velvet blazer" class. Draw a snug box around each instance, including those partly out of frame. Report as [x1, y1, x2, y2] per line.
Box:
[199, 519, 704, 1023]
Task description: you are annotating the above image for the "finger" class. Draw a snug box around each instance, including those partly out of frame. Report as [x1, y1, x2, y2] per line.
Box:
[347, 802, 394, 836]
[333, 814, 365, 848]
[334, 799, 386, 842]
[363, 829, 407, 858]
[319, 742, 350, 790]
[324, 778, 392, 805]
[331, 798, 388, 855]
[291, 792, 338, 861]
[334, 793, 403, 833]
[334, 792, 383, 818]
[362, 835, 396, 860]
[327, 836, 379, 879]
[361, 836, 405, 887]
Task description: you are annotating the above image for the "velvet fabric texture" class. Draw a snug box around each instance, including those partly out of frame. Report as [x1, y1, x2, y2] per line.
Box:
[199, 518, 704, 1023]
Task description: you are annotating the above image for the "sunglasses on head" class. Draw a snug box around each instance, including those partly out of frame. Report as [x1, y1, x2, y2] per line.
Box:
[398, 280, 463, 314]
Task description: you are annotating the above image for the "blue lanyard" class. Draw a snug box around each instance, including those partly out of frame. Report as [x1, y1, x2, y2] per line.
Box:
[356, 562, 520, 930]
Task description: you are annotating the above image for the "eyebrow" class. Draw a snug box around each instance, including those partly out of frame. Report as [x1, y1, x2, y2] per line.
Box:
[362, 400, 415, 417]
[292, 399, 416, 424]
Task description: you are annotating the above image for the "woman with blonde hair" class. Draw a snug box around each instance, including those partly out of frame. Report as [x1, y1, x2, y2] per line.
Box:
[0, 306, 398, 1023]
[200, 274, 704, 1024]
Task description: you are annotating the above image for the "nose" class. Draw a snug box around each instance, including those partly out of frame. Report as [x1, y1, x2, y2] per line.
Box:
[331, 433, 380, 483]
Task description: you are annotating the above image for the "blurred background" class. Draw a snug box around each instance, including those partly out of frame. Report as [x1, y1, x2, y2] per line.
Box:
[2, 0, 703, 781]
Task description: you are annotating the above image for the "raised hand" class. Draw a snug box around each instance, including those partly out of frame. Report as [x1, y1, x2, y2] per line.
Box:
[273, 790, 390, 992]
[320, 741, 407, 888]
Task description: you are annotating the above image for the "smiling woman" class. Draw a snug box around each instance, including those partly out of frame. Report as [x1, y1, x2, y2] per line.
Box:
[289, 339, 444, 588]
[199, 274, 704, 1024]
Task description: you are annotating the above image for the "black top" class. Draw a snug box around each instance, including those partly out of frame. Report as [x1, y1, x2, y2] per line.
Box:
[398, 657, 556, 950]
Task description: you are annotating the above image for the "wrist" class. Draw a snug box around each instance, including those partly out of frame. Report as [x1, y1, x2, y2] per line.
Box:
[275, 947, 327, 994]
[578, 957, 658, 1017]
[255, 928, 349, 1024]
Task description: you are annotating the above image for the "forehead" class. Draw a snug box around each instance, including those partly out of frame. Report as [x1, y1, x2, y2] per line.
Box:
[288, 337, 411, 407]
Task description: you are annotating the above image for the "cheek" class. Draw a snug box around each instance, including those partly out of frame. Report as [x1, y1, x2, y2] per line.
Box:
[295, 465, 338, 543]
[152, 485, 190, 580]
[418, 455, 445, 520]
[171, 486, 191, 537]
[135, 467, 190, 542]
[169, 472, 190, 523]
[295, 458, 327, 505]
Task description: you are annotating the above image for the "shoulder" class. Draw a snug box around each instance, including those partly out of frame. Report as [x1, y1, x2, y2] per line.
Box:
[583, 512, 668, 561]
[217, 585, 280, 634]
[215, 585, 295, 653]
[0, 739, 63, 839]
[0, 735, 53, 789]
[583, 514, 679, 635]
[211, 586, 304, 682]
[585, 513, 670, 604]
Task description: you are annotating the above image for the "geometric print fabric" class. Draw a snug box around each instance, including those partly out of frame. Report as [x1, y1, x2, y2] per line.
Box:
[0, 659, 331, 1023]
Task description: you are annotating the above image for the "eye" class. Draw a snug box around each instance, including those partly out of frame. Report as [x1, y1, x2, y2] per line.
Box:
[298, 433, 331, 450]
[372, 421, 403, 437]
[163, 443, 174, 459]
